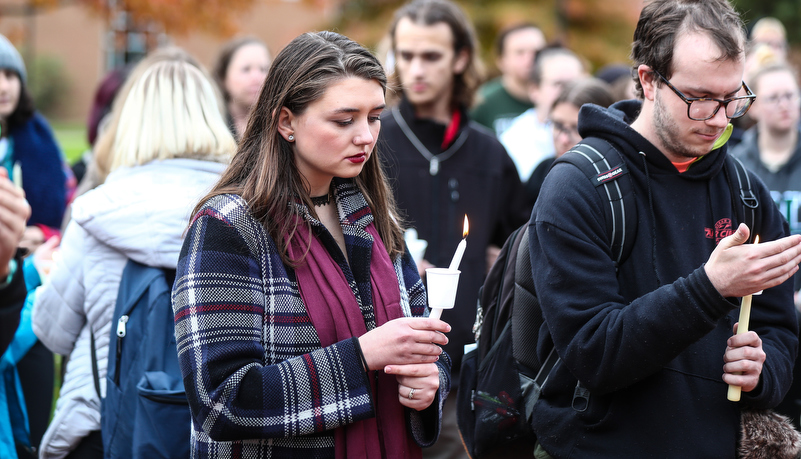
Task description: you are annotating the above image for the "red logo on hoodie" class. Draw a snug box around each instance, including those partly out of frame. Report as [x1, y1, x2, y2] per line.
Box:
[705, 218, 733, 244]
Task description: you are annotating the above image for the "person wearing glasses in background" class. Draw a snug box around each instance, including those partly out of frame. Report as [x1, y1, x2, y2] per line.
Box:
[731, 62, 801, 429]
[523, 77, 614, 205]
[732, 63, 801, 241]
[500, 46, 586, 184]
[528, 0, 801, 457]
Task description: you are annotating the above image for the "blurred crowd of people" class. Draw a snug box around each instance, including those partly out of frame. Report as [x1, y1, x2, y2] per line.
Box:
[1, 0, 801, 458]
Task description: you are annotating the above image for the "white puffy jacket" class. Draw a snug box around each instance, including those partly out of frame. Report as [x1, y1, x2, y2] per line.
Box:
[32, 159, 225, 458]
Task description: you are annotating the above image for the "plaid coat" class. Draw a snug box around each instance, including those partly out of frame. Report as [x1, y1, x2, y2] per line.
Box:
[172, 180, 451, 458]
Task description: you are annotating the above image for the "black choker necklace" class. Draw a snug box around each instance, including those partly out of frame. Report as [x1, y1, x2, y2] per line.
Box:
[310, 189, 332, 207]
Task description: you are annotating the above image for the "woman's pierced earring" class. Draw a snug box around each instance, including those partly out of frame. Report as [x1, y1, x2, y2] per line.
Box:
[288, 134, 295, 142]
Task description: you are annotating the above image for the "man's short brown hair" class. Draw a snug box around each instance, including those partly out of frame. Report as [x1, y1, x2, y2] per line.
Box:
[630, 0, 745, 98]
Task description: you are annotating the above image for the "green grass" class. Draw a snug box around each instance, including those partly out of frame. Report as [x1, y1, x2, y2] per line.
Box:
[51, 122, 89, 165]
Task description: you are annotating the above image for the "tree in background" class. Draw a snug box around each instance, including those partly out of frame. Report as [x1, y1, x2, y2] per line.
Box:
[732, 0, 800, 44]
[28, 53, 70, 116]
[731, 0, 800, 70]
[29, 0, 257, 36]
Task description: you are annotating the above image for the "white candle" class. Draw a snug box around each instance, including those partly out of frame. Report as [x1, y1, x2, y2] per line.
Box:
[448, 215, 469, 270]
[726, 294, 752, 402]
[12, 161, 22, 189]
[727, 235, 759, 402]
[449, 238, 466, 270]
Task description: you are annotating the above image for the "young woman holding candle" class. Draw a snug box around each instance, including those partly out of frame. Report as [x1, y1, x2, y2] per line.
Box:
[174, 31, 451, 458]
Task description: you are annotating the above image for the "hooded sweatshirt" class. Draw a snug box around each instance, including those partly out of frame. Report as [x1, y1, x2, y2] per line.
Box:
[529, 100, 797, 458]
[31, 158, 225, 458]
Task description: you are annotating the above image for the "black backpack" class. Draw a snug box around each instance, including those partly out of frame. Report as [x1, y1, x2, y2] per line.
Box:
[455, 138, 758, 458]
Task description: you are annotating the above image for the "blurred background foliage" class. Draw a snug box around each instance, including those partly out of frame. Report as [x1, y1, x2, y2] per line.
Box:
[13, 0, 801, 158]
[733, 0, 801, 43]
[23, 0, 801, 80]
[27, 52, 70, 117]
[330, 0, 799, 78]
[31, 0, 257, 36]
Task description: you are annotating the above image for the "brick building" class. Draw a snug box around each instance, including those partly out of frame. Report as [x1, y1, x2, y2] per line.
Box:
[0, 0, 340, 123]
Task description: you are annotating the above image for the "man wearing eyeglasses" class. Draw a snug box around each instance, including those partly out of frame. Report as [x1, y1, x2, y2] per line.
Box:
[528, 0, 801, 457]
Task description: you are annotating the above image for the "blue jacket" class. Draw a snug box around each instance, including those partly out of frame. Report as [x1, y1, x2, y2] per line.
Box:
[529, 100, 798, 458]
[0, 260, 42, 458]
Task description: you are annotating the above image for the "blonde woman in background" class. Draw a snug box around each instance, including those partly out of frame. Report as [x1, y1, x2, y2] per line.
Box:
[31, 47, 236, 459]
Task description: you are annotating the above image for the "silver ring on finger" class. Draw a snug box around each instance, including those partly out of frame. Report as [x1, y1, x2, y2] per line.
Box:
[408, 388, 416, 400]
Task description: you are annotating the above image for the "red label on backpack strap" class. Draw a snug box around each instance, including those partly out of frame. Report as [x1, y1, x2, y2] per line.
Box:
[596, 166, 625, 184]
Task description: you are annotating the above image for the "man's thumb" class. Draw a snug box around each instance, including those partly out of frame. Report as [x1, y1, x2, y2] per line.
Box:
[723, 223, 750, 247]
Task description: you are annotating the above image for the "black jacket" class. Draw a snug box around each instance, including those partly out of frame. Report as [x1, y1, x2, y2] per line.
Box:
[530, 100, 798, 457]
[381, 99, 529, 380]
[0, 252, 25, 355]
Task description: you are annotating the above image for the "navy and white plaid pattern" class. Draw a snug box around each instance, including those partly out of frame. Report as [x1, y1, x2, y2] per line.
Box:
[173, 180, 449, 458]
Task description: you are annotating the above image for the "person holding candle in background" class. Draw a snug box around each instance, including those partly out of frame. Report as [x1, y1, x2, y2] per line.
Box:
[380, 1, 529, 457]
[0, 33, 71, 459]
[0, 34, 70, 250]
[529, 0, 801, 457]
[173, 31, 451, 458]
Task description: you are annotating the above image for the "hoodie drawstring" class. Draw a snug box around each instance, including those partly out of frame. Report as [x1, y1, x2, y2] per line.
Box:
[639, 151, 662, 286]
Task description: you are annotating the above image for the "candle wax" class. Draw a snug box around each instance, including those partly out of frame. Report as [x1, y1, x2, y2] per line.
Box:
[449, 238, 466, 270]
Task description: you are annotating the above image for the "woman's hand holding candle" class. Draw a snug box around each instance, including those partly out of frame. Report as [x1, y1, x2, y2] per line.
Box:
[358, 317, 449, 371]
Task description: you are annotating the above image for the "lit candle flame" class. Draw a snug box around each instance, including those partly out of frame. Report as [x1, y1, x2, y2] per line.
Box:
[754, 235, 760, 245]
[462, 215, 469, 238]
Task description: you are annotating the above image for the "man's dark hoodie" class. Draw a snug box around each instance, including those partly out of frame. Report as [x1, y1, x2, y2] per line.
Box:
[529, 100, 798, 458]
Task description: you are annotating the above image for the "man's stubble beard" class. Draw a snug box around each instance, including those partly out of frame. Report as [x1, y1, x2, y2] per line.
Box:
[653, 89, 704, 160]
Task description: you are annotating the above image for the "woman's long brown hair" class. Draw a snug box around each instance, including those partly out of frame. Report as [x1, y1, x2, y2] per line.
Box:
[195, 31, 405, 267]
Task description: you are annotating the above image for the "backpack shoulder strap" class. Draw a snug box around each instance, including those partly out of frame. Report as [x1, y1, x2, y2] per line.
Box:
[476, 224, 526, 360]
[725, 154, 759, 244]
[553, 137, 637, 268]
[512, 226, 541, 370]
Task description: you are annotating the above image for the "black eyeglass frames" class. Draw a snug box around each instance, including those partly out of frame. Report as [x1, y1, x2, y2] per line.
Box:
[652, 70, 755, 121]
